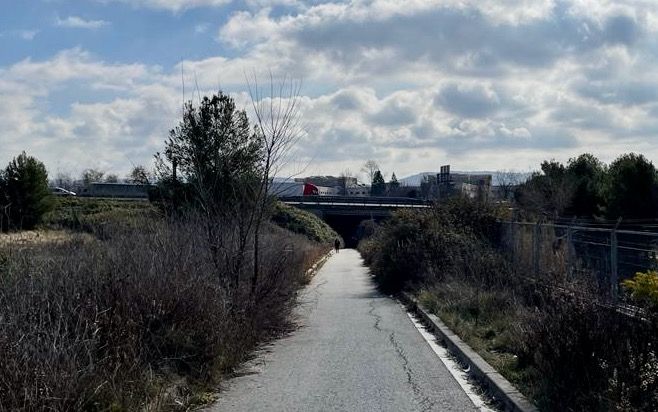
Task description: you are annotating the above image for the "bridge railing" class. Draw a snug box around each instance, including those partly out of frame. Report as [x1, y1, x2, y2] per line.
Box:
[279, 195, 431, 208]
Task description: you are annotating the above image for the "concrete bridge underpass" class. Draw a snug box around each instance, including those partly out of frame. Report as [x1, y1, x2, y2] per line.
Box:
[280, 196, 430, 247]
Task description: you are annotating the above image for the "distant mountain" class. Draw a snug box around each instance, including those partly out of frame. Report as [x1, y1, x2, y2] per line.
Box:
[399, 171, 532, 187]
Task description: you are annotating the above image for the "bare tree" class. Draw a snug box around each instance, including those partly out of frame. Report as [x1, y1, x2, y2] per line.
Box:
[81, 169, 104, 185]
[53, 172, 74, 190]
[339, 168, 356, 195]
[361, 160, 379, 184]
[247, 73, 305, 296]
[495, 170, 522, 201]
[104, 174, 119, 183]
[126, 165, 153, 184]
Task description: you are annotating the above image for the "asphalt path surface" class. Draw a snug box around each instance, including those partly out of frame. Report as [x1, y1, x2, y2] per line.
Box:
[209, 249, 477, 412]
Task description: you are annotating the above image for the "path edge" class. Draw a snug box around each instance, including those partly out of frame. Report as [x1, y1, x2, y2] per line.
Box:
[305, 249, 334, 280]
[399, 292, 538, 412]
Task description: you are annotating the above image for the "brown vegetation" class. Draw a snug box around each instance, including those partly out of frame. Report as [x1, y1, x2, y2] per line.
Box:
[359, 197, 658, 411]
[0, 214, 326, 411]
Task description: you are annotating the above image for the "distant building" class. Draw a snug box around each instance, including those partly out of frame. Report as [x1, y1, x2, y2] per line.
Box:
[80, 183, 151, 199]
[454, 174, 492, 202]
[419, 166, 492, 201]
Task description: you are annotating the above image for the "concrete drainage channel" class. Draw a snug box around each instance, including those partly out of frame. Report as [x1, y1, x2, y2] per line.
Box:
[399, 292, 538, 412]
[305, 249, 334, 278]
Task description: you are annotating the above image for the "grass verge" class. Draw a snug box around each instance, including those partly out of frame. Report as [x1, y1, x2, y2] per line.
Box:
[0, 204, 329, 411]
[359, 198, 658, 411]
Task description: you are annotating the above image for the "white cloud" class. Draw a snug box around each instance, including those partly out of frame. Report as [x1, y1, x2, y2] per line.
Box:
[55, 16, 110, 29]
[18, 30, 39, 40]
[5, 0, 658, 178]
[100, 0, 231, 12]
[194, 23, 210, 34]
[0, 29, 39, 40]
[0, 49, 170, 175]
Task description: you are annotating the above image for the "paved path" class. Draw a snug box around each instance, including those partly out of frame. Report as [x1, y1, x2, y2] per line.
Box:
[209, 249, 477, 412]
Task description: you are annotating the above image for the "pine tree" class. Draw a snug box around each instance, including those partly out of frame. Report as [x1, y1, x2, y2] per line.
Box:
[371, 170, 386, 196]
[0, 152, 54, 230]
[389, 172, 400, 189]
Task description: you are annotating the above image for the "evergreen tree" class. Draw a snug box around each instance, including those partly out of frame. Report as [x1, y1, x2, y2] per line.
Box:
[389, 172, 400, 190]
[371, 170, 386, 196]
[604, 153, 658, 219]
[515, 160, 574, 216]
[156, 92, 263, 213]
[0, 152, 54, 230]
[565, 153, 604, 217]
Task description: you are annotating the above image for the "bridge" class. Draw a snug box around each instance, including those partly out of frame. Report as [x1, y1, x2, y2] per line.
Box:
[280, 196, 431, 246]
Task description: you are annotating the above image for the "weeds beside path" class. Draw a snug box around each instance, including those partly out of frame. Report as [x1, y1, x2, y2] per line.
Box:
[359, 198, 658, 411]
[0, 213, 328, 411]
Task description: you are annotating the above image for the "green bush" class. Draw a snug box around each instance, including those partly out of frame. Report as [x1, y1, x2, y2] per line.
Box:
[271, 201, 339, 244]
[0, 152, 54, 231]
[359, 198, 508, 293]
[623, 270, 658, 311]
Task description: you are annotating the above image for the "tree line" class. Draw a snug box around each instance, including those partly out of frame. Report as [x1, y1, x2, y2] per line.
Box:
[358, 159, 400, 196]
[515, 153, 658, 220]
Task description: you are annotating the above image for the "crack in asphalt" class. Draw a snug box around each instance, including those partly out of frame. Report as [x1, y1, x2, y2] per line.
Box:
[368, 300, 383, 331]
[367, 299, 435, 412]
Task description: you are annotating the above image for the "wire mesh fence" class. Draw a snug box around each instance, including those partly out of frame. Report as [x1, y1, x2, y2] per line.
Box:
[500, 221, 658, 303]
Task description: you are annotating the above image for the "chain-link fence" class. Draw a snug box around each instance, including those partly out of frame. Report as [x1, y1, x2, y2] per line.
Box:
[500, 221, 658, 302]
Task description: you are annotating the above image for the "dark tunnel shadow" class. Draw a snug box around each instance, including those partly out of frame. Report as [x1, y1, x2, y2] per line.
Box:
[322, 214, 386, 248]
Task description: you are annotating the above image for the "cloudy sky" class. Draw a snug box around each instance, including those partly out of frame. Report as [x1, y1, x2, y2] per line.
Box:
[2, 0, 658, 180]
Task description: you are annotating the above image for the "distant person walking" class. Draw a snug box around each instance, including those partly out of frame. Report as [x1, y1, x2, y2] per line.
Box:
[334, 238, 341, 253]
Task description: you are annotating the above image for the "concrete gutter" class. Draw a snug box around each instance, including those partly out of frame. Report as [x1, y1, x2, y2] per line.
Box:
[399, 292, 538, 412]
[305, 249, 334, 279]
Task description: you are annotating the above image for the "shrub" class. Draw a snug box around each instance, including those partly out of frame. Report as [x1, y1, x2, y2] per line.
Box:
[521, 290, 658, 410]
[604, 153, 658, 219]
[359, 199, 509, 293]
[271, 201, 339, 244]
[623, 270, 658, 311]
[0, 215, 325, 410]
[0, 152, 54, 231]
[360, 196, 658, 410]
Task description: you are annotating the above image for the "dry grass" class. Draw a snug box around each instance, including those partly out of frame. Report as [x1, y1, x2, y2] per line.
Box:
[360, 200, 658, 411]
[0, 229, 94, 248]
[0, 214, 326, 411]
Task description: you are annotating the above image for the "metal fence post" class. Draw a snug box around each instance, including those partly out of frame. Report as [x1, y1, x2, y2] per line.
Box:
[610, 226, 618, 301]
[567, 225, 573, 279]
[533, 222, 540, 276]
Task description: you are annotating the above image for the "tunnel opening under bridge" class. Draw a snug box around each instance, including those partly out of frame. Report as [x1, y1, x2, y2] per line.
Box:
[321, 213, 387, 248]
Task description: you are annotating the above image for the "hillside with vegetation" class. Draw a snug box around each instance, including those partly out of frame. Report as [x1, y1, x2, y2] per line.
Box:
[271, 201, 339, 244]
